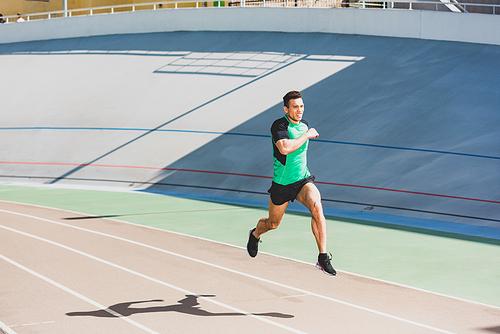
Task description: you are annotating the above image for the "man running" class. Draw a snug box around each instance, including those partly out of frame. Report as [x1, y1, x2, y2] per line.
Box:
[246, 90, 336, 276]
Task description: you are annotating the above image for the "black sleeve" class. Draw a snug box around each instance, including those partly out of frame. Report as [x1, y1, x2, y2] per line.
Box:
[271, 117, 289, 143]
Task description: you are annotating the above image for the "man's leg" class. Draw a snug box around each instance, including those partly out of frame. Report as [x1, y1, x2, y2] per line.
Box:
[296, 182, 336, 275]
[254, 198, 288, 239]
[296, 182, 327, 253]
[247, 199, 288, 257]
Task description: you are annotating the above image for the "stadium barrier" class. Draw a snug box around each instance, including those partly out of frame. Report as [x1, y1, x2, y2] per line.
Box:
[0, 2, 499, 45]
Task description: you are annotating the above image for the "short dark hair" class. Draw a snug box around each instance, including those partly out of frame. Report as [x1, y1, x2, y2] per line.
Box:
[283, 91, 302, 108]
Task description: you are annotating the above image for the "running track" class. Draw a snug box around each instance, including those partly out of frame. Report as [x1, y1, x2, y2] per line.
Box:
[1, 200, 499, 334]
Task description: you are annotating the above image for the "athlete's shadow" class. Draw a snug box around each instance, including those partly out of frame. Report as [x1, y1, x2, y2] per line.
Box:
[66, 295, 294, 318]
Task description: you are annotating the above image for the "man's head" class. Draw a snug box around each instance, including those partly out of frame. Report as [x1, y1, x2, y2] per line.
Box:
[283, 91, 302, 108]
[283, 91, 304, 124]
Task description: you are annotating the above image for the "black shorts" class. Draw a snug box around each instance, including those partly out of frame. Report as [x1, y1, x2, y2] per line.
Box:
[268, 175, 315, 206]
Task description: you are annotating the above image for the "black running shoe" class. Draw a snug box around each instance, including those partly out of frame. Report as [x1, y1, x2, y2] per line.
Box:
[316, 253, 337, 276]
[247, 228, 260, 258]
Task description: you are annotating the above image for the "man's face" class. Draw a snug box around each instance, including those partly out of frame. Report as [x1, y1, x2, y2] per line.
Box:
[284, 98, 304, 124]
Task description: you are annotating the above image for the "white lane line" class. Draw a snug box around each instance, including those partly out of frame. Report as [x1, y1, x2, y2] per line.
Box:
[0, 254, 160, 334]
[280, 294, 311, 299]
[0, 224, 306, 334]
[0, 320, 18, 334]
[10, 321, 56, 328]
[0, 209, 457, 334]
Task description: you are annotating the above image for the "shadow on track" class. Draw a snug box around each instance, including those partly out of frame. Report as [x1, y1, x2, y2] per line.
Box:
[66, 295, 294, 318]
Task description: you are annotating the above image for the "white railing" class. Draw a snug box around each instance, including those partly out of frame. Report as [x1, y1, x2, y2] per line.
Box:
[0, 0, 498, 23]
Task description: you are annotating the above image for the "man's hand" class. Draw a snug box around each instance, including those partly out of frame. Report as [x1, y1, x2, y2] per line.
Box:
[307, 128, 319, 139]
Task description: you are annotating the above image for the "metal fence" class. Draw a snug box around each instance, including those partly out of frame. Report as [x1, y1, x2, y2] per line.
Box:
[0, 0, 498, 23]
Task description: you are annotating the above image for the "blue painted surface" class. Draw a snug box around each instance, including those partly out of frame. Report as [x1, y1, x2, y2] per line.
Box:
[0, 31, 499, 228]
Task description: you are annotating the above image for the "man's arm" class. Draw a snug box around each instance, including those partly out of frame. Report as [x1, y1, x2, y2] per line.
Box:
[276, 128, 319, 155]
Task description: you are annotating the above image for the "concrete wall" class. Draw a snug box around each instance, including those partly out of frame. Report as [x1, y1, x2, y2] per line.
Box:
[1, 7, 499, 46]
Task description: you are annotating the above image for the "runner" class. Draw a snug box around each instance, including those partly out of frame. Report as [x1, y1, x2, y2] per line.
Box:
[247, 90, 336, 276]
